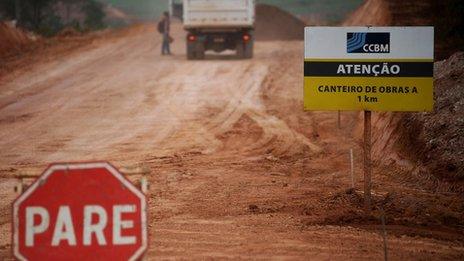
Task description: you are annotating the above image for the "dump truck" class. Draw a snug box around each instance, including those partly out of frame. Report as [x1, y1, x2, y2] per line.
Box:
[183, 0, 255, 60]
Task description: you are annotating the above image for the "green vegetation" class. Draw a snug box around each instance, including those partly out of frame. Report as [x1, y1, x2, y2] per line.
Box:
[1, 0, 364, 35]
[102, 0, 363, 23]
[0, 0, 106, 36]
[1, 0, 62, 35]
[82, 0, 106, 30]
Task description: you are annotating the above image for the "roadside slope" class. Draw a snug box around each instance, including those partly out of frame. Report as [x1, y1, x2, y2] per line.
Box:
[343, 0, 391, 26]
[344, 0, 464, 191]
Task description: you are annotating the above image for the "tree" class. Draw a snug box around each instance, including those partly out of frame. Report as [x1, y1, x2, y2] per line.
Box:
[0, 0, 16, 21]
[15, 0, 21, 21]
[1, 0, 107, 36]
[16, 0, 56, 30]
[60, 0, 81, 25]
[82, 0, 105, 30]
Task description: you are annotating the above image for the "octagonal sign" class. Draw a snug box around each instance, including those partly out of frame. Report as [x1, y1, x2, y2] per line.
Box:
[13, 162, 147, 261]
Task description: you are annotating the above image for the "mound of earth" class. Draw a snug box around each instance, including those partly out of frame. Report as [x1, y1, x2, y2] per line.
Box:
[343, 0, 391, 26]
[346, 0, 463, 189]
[398, 52, 464, 182]
[363, 53, 464, 191]
[56, 27, 82, 38]
[0, 22, 39, 58]
[255, 4, 306, 41]
[104, 4, 133, 27]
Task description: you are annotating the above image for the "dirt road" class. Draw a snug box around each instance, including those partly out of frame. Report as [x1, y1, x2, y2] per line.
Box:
[0, 22, 463, 259]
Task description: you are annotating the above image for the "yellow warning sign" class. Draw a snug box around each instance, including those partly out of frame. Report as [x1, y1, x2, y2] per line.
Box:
[304, 27, 434, 112]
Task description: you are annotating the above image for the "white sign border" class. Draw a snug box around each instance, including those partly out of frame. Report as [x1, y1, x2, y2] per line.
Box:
[304, 26, 434, 60]
[12, 162, 148, 261]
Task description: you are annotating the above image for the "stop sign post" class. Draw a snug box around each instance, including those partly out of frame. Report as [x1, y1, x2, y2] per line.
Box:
[13, 162, 147, 261]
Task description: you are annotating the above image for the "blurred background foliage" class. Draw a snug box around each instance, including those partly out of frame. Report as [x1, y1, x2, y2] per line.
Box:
[0, 0, 106, 36]
[102, 0, 363, 23]
[0, 0, 463, 45]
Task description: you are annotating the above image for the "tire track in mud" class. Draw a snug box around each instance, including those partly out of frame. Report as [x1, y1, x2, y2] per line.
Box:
[187, 60, 321, 157]
[0, 23, 319, 168]
[136, 52, 321, 158]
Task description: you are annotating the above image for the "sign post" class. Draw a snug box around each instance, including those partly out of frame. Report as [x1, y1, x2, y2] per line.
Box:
[13, 162, 147, 261]
[364, 110, 372, 211]
[304, 27, 434, 211]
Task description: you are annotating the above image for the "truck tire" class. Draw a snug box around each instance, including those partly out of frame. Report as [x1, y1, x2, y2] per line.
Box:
[187, 42, 196, 60]
[196, 42, 205, 60]
[236, 41, 245, 59]
[244, 38, 253, 59]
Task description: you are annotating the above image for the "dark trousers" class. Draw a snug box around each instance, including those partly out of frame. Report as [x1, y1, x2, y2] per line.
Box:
[162, 33, 171, 55]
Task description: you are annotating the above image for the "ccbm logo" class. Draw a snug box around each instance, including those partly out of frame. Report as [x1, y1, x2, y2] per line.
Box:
[347, 32, 390, 53]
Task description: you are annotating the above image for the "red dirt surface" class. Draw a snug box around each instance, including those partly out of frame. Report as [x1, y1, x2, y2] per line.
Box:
[0, 4, 463, 260]
[0, 22, 39, 59]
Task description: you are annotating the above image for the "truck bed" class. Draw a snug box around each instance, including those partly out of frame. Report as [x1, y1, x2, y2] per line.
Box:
[183, 0, 255, 29]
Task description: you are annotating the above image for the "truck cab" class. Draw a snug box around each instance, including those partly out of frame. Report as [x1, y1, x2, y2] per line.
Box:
[182, 0, 255, 60]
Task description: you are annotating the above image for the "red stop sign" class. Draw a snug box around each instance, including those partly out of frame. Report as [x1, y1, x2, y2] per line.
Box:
[13, 162, 147, 261]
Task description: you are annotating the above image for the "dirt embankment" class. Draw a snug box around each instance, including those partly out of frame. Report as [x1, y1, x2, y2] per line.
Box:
[343, 0, 391, 26]
[345, 0, 464, 191]
[0, 23, 145, 79]
[361, 54, 464, 192]
[397, 53, 464, 185]
[344, 0, 431, 27]
[255, 4, 306, 41]
[0, 22, 39, 59]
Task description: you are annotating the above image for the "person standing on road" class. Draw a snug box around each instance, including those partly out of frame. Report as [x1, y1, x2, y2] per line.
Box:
[158, 11, 172, 55]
